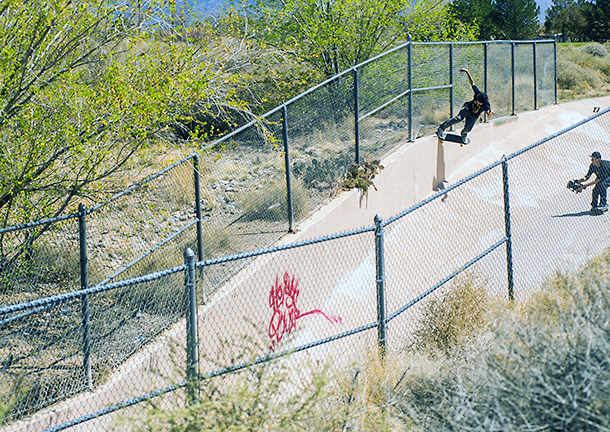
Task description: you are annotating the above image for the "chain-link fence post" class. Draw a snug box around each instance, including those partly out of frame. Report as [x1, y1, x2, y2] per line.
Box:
[484, 42, 488, 122]
[282, 105, 295, 233]
[533, 41, 538, 110]
[449, 42, 454, 122]
[354, 68, 360, 165]
[554, 35, 558, 104]
[511, 42, 516, 116]
[184, 248, 198, 404]
[408, 34, 413, 142]
[193, 154, 204, 261]
[78, 203, 93, 391]
[374, 214, 386, 355]
[501, 157, 515, 301]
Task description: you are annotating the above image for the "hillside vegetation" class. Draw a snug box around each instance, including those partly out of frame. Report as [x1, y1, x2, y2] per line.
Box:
[107, 42, 610, 431]
[117, 250, 610, 431]
[558, 42, 610, 101]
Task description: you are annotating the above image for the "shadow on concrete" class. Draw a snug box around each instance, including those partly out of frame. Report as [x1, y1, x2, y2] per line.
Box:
[433, 138, 446, 192]
[551, 211, 592, 218]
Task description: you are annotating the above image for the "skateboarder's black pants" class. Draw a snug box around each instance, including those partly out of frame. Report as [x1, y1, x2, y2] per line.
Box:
[591, 177, 610, 207]
[440, 105, 477, 137]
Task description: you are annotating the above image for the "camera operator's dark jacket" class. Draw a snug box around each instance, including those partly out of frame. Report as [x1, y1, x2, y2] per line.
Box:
[584, 160, 610, 182]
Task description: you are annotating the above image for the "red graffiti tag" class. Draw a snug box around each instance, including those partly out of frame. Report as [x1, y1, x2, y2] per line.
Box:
[268, 272, 342, 350]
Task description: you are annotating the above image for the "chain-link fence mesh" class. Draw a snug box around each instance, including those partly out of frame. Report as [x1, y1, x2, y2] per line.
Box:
[287, 77, 356, 219]
[5, 108, 610, 431]
[537, 42, 557, 108]
[0, 217, 81, 307]
[198, 228, 376, 377]
[0, 39, 563, 431]
[86, 158, 199, 286]
[196, 111, 290, 256]
[506, 109, 610, 299]
[382, 163, 508, 351]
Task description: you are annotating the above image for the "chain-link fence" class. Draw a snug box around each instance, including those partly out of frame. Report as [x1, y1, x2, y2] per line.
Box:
[0, 38, 561, 430]
[3, 106, 609, 432]
[0, 156, 202, 429]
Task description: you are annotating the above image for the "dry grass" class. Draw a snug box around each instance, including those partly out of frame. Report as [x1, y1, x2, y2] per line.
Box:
[391, 251, 610, 431]
[558, 42, 610, 101]
[241, 177, 309, 222]
[410, 272, 497, 355]
[113, 250, 610, 431]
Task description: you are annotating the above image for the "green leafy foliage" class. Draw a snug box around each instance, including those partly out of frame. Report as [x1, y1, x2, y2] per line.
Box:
[544, 0, 588, 41]
[227, 0, 476, 83]
[450, 0, 540, 40]
[0, 0, 248, 264]
[494, 0, 540, 39]
[545, 0, 610, 41]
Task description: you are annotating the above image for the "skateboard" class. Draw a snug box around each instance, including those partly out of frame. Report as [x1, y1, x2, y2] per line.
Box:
[590, 206, 608, 215]
[436, 130, 470, 146]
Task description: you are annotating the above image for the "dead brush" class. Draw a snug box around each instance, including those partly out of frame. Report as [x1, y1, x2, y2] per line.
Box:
[391, 252, 610, 431]
[115, 326, 349, 432]
[334, 345, 413, 431]
[410, 271, 495, 355]
[241, 177, 309, 222]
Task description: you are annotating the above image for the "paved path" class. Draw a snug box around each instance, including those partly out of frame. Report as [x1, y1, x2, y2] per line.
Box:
[8, 96, 610, 432]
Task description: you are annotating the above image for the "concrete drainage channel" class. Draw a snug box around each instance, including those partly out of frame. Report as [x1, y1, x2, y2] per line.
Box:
[6, 96, 610, 432]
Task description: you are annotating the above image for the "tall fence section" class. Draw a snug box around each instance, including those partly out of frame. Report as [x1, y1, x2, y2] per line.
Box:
[0, 38, 571, 431]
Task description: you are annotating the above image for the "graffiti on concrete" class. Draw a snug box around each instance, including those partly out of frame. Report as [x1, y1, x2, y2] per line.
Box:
[269, 272, 342, 350]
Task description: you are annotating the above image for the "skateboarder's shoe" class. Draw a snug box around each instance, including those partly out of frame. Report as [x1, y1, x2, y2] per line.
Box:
[436, 127, 445, 140]
[590, 204, 608, 215]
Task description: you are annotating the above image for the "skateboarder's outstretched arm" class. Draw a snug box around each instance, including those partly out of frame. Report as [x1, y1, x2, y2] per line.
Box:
[459, 68, 475, 87]
[459, 67, 495, 115]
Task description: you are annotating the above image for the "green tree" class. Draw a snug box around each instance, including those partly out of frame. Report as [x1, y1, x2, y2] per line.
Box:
[582, 0, 610, 40]
[229, 0, 474, 80]
[494, 0, 541, 39]
[449, 0, 499, 40]
[0, 0, 246, 258]
[450, 0, 540, 40]
[544, 0, 587, 41]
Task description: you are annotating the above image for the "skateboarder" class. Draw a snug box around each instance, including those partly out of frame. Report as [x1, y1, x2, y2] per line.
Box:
[576, 151, 610, 211]
[436, 68, 494, 144]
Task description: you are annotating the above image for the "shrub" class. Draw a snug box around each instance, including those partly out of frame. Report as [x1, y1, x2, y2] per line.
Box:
[393, 253, 610, 431]
[410, 271, 493, 354]
[241, 177, 309, 222]
[582, 42, 608, 57]
[293, 152, 354, 192]
[557, 59, 602, 90]
[341, 160, 384, 195]
[116, 358, 347, 432]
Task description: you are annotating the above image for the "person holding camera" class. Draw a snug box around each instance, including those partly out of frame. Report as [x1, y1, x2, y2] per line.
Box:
[577, 151, 610, 211]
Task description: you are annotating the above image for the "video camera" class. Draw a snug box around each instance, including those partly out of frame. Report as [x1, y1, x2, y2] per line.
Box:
[567, 179, 583, 193]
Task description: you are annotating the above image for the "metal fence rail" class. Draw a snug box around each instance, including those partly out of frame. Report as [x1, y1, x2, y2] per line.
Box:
[2, 107, 609, 432]
[0, 38, 561, 429]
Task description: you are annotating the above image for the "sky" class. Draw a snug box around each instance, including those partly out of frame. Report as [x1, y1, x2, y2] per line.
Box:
[536, 0, 553, 23]
[191, 0, 554, 24]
